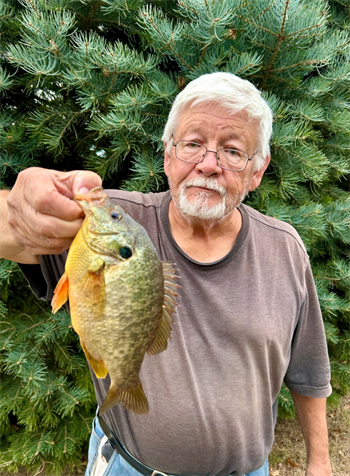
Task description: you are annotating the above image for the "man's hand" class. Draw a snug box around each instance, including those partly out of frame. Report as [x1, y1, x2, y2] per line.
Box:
[3, 167, 101, 261]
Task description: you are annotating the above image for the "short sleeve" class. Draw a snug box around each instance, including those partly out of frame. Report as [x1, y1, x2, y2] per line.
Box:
[284, 260, 332, 398]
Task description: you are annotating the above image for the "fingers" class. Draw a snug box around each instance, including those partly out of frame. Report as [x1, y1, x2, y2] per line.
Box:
[19, 169, 102, 220]
[7, 167, 102, 255]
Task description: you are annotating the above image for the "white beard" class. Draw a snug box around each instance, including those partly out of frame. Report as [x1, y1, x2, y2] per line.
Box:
[172, 177, 249, 222]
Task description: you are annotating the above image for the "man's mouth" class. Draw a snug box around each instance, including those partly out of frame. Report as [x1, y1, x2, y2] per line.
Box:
[183, 179, 226, 198]
[191, 185, 214, 192]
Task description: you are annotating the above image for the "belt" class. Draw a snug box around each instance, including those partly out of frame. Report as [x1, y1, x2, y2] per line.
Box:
[98, 412, 173, 476]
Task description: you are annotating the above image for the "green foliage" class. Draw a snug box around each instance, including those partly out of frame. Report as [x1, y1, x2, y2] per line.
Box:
[0, 262, 95, 474]
[0, 0, 349, 472]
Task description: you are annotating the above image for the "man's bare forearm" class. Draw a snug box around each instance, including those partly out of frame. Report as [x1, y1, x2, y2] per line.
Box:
[291, 391, 332, 476]
[0, 190, 38, 263]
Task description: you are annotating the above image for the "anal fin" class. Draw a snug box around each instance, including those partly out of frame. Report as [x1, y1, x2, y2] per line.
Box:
[52, 273, 69, 314]
[100, 380, 149, 415]
[80, 339, 108, 379]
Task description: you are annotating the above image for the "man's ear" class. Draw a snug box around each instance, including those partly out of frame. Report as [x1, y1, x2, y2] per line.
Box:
[164, 143, 171, 178]
[249, 154, 271, 192]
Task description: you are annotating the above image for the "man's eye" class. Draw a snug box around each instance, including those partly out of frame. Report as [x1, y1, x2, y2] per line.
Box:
[184, 142, 201, 148]
[226, 148, 240, 157]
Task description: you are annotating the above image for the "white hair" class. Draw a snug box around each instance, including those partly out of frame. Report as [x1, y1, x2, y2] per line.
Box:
[162, 72, 273, 171]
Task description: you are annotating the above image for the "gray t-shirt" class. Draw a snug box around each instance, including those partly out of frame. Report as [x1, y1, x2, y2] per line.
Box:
[22, 190, 331, 476]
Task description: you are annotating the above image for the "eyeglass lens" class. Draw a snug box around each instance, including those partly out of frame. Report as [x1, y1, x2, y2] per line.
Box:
[175, 141, 248, 171]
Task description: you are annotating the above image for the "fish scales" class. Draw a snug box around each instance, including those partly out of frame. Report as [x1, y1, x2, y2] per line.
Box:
[52, 187, 179, 415]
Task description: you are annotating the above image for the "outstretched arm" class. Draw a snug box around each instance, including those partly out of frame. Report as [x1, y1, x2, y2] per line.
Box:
[0, 167, 101, 263]
[291, 391, 332, 476]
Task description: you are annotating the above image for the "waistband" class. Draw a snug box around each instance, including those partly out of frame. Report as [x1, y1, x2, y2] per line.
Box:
[97, 412, 243, 476]
[98, 412, 176, 476]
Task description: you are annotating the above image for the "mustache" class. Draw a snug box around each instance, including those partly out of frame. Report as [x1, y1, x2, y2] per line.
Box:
[180, 178, 227, 197]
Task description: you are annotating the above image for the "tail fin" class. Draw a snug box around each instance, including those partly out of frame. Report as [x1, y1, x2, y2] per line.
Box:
[100, 380, 149, 415]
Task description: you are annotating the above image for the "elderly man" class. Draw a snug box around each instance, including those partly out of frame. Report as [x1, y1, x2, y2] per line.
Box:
[0, 73, 332, 476]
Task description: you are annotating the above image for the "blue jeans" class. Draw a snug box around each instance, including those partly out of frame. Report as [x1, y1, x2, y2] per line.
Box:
[85, 416, 269, 476]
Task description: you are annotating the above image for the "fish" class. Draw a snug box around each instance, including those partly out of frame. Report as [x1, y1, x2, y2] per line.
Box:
[51, 187, 179, 415]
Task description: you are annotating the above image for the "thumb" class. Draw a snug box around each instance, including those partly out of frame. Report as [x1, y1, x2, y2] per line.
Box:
[72, 171, 103, 195]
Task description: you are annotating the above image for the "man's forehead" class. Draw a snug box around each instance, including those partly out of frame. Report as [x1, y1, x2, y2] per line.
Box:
[178, 103, 252, 125]
[180, 122, 244, 137]
[177, 115, 255, 139]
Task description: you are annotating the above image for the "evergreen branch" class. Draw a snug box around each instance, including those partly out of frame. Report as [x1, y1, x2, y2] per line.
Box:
[138, 7, 194, 71]
[21, 16, 50, 42]
[0, 3, 13, 23]
[100, 0, 145, 15]
[58, 386, 80, 406]
[238, 1, 328, 42]
[22, 0, 42, 19]
[271, 59, 327, 73]
[106, 65, 118, 100]
[77, 411, 93, 433]
[176, 0, 198, 19]
[81, 0, 102, 26]
[52, 111, 86, 149]
[261, 0, 290, 89]
[283, 21, 328, 40]
[180, 32, 208, 47]
[84, 147, 127, 179]
[246, 39, 275, 53]
[235, 14, 282, 40]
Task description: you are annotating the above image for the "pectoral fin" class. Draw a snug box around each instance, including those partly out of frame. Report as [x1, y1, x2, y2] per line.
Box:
[52, 273, 69, 314]
[88, 257, 105, 275]
[81, 257, 106, 319]
[100, 380, 149, 415]
[80, 339, 108, 379]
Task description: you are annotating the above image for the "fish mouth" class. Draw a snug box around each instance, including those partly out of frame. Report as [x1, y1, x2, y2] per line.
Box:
[74, 186, 106, 200]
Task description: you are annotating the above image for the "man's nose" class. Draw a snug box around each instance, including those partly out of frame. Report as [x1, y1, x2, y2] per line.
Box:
[195, 150, 221, 176]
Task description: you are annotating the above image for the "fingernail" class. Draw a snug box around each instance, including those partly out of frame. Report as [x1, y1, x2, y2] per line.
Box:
[77, 187, 89, 194]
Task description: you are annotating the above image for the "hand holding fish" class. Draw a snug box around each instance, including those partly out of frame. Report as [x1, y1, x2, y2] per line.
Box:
[6, 167, 102, 256]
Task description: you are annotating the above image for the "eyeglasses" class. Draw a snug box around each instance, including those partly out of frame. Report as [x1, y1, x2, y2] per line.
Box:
[172, 137, 257, 172]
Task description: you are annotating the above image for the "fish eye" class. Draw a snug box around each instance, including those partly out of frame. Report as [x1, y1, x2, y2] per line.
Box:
[119, 246, 133, 259]
[110, 210, 121, 220]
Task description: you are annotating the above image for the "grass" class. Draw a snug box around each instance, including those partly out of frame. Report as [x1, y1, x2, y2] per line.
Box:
[2, 394, 349, 475]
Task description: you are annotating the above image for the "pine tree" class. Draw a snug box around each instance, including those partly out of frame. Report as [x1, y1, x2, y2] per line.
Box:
[0, 0, 349, 473]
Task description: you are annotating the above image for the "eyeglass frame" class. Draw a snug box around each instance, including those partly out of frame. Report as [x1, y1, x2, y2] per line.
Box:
[171, 135, 258, 172]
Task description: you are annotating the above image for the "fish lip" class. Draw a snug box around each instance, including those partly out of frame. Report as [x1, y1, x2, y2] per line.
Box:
[87, 230, 122, 236]
[74, 186, 105, 201]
